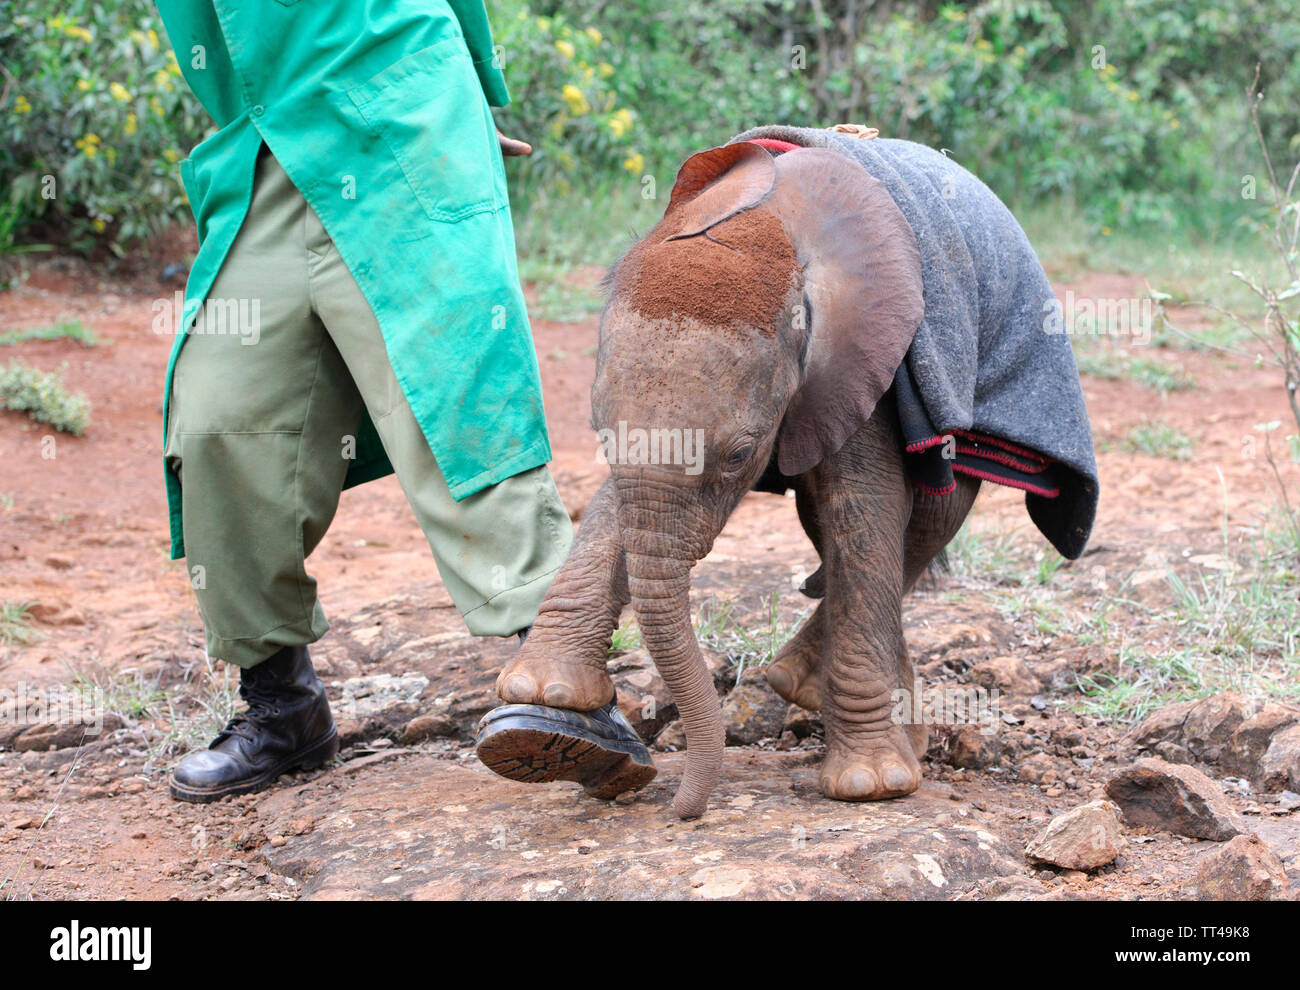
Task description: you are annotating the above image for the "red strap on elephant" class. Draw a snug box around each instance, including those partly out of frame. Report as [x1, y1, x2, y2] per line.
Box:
[749, 138, 802, 154]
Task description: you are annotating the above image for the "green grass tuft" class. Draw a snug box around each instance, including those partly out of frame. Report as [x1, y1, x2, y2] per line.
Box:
[0, 360, 91, 435]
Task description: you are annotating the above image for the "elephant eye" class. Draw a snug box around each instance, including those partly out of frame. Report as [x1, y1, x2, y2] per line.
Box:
[726, 444, 755, 470]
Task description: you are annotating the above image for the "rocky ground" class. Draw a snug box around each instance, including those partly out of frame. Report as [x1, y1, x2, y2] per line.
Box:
[1, 259, 1298, 900]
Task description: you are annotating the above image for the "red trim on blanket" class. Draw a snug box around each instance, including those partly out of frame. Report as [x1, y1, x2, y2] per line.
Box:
[912, 478, 958, 497]
[951, 429, 1050, 463]
[906, 429, 1056, 474]
[951, 463, 1061, 498]
[905, 434, 951, 454]
[749, 138, 802, 154]
[954, 442, 1052, 474]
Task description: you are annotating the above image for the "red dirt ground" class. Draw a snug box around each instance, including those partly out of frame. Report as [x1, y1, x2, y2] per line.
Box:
[0, 257, 1297, 900]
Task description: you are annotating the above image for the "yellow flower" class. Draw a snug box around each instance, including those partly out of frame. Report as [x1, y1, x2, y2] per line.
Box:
[598, 62, 614, 79]
[622, 152, 644, 174]
[46, 16, 65, 29]
[76, 79, 92, 91]
[91, 218, 106, 233]
[555, 39, 575, 60]
[76, 133, 102, 157]
[147, 29, 159, 49]
[150, 96, 165, 117]
[104, 147, 117, 166]
[109, 82, 131, 103]
[65, 25, 93, 42]
[1101, 226, 1112, 236]
[131, 30, 145, 45]
[536, 17, 551, 31]
[583, 66, 594, 83]
[561, 84, 589, 116]
[12, 94, 32, 114]
[163, 148, 181, 164]
[1125, 90, 1139, 102]
[585, 27, 602, 43]
[1169, 119, 1180, 130]
[974, 39, 992, 51]
[154, 70, 173, 91]
[607, 107, 633, 137]
[549, 115, 567, 139]
[125, 112, 137, 136]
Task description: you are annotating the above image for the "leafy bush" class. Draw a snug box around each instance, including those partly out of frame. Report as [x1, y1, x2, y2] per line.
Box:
[3, 0, 1299, 255]
[0, 360, 91, 434]
[490, 5, 637, 197]
[0, 3, 207, 255]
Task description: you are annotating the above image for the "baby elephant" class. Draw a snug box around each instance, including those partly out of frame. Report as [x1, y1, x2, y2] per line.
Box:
[480, 131, 1095, 819]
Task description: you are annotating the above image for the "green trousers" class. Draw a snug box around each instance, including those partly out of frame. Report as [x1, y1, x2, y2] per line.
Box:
[164, 148, 572, 668]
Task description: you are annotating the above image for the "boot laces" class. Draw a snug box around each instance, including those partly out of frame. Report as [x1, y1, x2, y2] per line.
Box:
[216, 675, 282, 745]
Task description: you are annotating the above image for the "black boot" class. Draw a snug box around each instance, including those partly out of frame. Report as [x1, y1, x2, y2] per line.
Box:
[169, 645, 338, 803]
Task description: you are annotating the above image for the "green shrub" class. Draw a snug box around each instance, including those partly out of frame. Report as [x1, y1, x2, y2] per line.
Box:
[490, 5, 636, 198]
[0, 3, 207, 255]
[0, 360, 91, 434]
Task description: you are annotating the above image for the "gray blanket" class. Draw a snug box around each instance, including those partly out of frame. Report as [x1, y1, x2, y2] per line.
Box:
[731, 125, 1099, 558]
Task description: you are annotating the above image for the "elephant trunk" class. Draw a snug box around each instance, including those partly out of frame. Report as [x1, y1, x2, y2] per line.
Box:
[624, 547, 723, 819]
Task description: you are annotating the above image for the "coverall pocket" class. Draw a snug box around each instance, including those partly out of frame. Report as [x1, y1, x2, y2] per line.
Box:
[346, 37, 505, 223]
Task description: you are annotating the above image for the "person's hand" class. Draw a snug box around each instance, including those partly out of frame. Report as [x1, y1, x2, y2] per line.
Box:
[497, 129, 533, 157]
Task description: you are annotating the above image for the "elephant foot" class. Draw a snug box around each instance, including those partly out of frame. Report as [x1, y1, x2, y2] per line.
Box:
[819, 727, 922, 801]
[766, 636, 822, 711]
[907, 720, 929, 759]
[496, 641, 614, 711]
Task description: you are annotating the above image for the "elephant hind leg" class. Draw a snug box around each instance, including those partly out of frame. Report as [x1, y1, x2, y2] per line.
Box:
[903, 475, 981, 592]
[767, 479, 827, 709]
[768, 474, 980, 714]
[767, 601, 825, 710]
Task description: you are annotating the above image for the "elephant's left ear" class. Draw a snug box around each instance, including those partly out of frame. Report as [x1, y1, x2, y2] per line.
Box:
[764, 148, 925, 477]
[661, 142, 777, 240]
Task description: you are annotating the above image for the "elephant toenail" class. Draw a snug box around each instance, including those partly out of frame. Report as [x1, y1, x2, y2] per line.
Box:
[844, 768, 878, 795]
[765, 665, 792, 692]
[541, 682, 575, 707]
[504, 673, 537, 701]
[881, 764, 913, 791]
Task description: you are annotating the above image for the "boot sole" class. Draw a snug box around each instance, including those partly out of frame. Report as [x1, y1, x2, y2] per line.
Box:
[476, 708, 657, 799]
[168, 727, 340, 804]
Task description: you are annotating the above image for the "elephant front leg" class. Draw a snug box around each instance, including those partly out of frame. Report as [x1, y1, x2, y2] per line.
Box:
[496, 478, 628, 710]
[815, 456, 921, 801]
